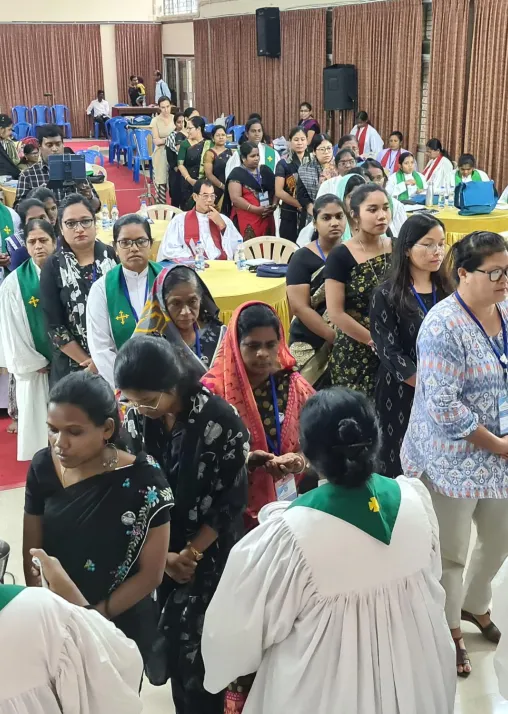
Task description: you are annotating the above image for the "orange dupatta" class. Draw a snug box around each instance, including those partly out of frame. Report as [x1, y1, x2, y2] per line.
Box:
[201, 301, 315, 527]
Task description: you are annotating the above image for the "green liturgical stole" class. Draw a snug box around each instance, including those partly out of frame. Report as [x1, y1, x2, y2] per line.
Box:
[17, 259, 52, 362]
[0, 202, 14, 254]
[455, 169, 483, 185]
[0, 584, 24, 611]
[395, 170, 425, 202]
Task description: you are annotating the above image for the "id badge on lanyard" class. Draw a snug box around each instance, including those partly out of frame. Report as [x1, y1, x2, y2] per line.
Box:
[258, 191, 270, 208]
[275, 475, 298, 502]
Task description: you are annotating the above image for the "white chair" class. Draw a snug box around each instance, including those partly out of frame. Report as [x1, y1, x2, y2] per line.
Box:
[243, 236, 297, 264]
[90, 164, 108, 179]
[146, 204, 183, 221]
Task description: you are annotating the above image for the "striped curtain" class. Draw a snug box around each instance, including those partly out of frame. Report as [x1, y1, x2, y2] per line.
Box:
[115, 24, 163, 106]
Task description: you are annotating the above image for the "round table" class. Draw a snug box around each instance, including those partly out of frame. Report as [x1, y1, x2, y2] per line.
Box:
[97, 219, 166, 261]
[1, 180, 117, 213]
[435, 207, 508, 245]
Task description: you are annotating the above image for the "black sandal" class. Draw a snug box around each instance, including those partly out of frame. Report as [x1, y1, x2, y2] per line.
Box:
[453, 636, 472, 678]
[461, 609, 501, 644]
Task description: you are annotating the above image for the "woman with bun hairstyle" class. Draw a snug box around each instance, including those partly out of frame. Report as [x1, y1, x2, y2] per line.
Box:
[202, 386, 455, 714]
[423, 138, 454, 189]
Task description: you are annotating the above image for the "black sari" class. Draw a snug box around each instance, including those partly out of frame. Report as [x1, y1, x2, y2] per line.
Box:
[178, 139, 206, 211]
[24, 448, 173, 661]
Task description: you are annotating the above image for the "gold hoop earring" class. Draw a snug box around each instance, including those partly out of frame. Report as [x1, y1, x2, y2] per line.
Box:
[103, 442, 119, 470]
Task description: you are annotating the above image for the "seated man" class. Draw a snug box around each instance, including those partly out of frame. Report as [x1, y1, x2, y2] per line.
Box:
[0, 114, 20, 180]
[157, 179, 242, 261]
[86, 89, 111, 139]
[87, 214, 162, 388]
[453, 153, 490, 186]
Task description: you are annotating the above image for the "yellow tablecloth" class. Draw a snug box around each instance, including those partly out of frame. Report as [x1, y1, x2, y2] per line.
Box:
[97, 219, 166, 261]
[1, 181, 117, 213]
[435, 207, 508, 246]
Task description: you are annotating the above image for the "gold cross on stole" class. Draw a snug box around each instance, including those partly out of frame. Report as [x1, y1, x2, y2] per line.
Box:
[28, 296, 39, 307]
[116, 310, 130, 325]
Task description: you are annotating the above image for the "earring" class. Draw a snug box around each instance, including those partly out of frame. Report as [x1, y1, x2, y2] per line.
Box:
[103, 442, 119, 470]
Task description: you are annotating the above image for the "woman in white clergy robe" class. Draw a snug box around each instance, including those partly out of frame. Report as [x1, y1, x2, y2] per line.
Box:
[452, 153, 490, 188]
[86, 214, 162, 389]
[202, 387, 456, 714]
[0, 218, 57, 460]
[0, 548, 143, 714]
[386, 152, 428, 200]
[350, 110, 384, 157]
[157, 178, 241, 261]
[224, 118, 280, 180]
[422, 138, 455, 189]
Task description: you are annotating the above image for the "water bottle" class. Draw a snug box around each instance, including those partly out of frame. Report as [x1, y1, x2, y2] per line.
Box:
[110, 204, 119, 225]
[235, 239, 246, 271]
[195, 240, 205, 272]
[447, 186, 455, 208]
[438, 186, 446, 209]
[101, 203, 110, 231]
[425, 182, 434, 208]
[139, 200, 149, 220]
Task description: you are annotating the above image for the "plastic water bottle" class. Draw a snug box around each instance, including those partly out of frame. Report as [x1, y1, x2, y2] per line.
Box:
[425, 182, 434, 208]
[101, 203, 110, 230]
[235, 239, 246, 271]
[139, 200, 149, 220]
[438, 186, 446, 209]
[110, 204, 119, 226]
[195, 240, 205, 272]
[447, 186, 455, 208]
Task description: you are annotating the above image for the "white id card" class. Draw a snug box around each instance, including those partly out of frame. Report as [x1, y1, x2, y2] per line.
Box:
[499, 394, 508, 436]
[258, 191, 270, 207]
[275, 475, 298, 502]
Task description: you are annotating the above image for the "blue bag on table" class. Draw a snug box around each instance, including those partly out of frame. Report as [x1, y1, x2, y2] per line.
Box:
[454, 180, 497, 216]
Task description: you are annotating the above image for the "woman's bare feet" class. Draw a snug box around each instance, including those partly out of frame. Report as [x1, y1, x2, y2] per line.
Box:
[451, 627, 472, 677]
[6, 419, 17, 434]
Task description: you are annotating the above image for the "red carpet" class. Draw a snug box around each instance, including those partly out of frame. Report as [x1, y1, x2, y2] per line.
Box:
[0, 413, 29, 491]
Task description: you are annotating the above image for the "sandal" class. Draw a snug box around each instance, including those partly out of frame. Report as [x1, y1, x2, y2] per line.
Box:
[453, 636, 472, 678]
[461, 609, 501, 644]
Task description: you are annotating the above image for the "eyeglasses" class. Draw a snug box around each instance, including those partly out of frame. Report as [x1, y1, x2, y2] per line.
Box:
[63, 218, 94, 231]
[117, 237, 151, 249]
[413, 243, 446, 255]
[316, 146, 333, 153]
[338, 159, 355, 167]
[475, 267, 508, 282]
[128, 393, 164, 411]
[198, 193, 216, 201]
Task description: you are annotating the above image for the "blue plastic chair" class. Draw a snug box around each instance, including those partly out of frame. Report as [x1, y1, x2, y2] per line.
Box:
[205, 123, 215, 135]
[32, 105, 51, 128]
[229, 125, 245, 143]
[115, 119, 131, 167]
[51, 105, 72, 138]
[333, 144, 339, 157]
[12, 122, 32, 140]
[131, 115, 151, 126]
[132, 129, 153, 183]
[12, 106, 32, 125]
[106, 118, 122, 163]
[114, 103, 129, 107]
[224, 114, 235, 132]
[76, 149, 104, 167]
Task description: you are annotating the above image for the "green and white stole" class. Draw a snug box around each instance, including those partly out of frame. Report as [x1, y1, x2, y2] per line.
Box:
[17, 259, 53, 361]
[0, 584, 24, 611]
[105, 262, 163, 349]
[288, 473, 401, 544]
[455, 169, 483, 185]
[395, 170, 424, 201]
[0, 202, 14, 255]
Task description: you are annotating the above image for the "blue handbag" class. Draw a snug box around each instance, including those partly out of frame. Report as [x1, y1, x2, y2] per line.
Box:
[454, 180, 497, 216]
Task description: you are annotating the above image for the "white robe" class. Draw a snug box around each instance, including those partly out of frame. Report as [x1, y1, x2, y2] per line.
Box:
[224, 143, 280, 180]
[0, 263, 49, 460]
[157, 210, 241, 262]
[87, 266, 150, 389]
[386, 171, 428, 199]
[351, 124, 384, 156]
[202, 476, 456, 714]
[500, 185, 508, 204]
[451, 168, 490, 188]
[0, 587, 143, 714]
[422, 156, 454, 190]
[376, 148, 408, 174]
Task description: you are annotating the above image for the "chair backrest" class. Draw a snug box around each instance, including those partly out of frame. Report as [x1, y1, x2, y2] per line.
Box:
[116, 119, 129, 147]
[32, 105, 50, 124]
[12, 106, 31, 124]
[225, 114, 235, 132]
[12, 122, 31, 140]
[229, 124, 245, 143]
[90, 164, 108, 179]
[133, 129, 152, 160]
[205, 123, 215, 135]
[243, 236, 297, 264]
[114, 103, 129, 107]
[105, 117, 121, 142]
[52, 104, 70, 124]
[131, 115, 151, 125]
[146, 204, 182, 221]
[78, 149, 104, 166]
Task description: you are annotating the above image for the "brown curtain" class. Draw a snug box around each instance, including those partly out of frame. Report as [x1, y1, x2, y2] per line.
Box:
[115, 24, 163, 106]
[465, 0, 508, 191]
[194, 9, 326, 139]
[0, 24, 103, 138]
[332, 0, 422, 153]
[427, 0, 470, 160]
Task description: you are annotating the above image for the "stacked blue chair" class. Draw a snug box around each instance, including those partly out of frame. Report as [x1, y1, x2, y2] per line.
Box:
[32, 105, 51, 135]
[130, 115, 151, 127]
[229, 125, 245, 143]
[115, 119, 131, 167]
[132, 129, 153, 184]
[114, 104, 129, 107]
[51, 105, 72, 139]
[12, 123, 32, 140]
[76, 149, 105, 167]
[106, 118, 121, 163]
[205, 123, 215, 135]
[224, 114, 235, 132]
[12, 106, 32, 126]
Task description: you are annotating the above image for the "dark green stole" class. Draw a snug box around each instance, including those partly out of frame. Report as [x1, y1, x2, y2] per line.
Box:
[236, 143, 277, 173]
[105, 262, 163, 349]
[17, 259, 53, 361]
[0, 584, 24, 611]
[0, 202, 14, 254]
[395, 170, 425, 201]
[288, 473, 401, 544]
[455, 169, 483, 185]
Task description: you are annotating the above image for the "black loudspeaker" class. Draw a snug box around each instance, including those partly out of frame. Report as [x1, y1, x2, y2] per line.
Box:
[256, 7, 281, 58]
[323, 64, 358, 111]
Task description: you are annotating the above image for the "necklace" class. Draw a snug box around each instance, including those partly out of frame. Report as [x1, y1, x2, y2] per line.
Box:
[358, 235, 387, 284]
[59, 444, 119, 487]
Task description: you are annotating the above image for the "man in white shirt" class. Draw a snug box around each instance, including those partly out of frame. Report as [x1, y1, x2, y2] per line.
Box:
[157, 179, 242, 262]
[154, 71, 171, 103]
[87, 214, 162, 388]
[86, 90, 111, 138]
[350, 110, 384, 158]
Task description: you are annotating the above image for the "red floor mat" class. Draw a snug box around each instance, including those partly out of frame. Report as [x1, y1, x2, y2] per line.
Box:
[0, 414, 29, 491]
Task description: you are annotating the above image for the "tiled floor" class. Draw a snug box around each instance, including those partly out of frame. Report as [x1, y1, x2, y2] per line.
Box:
[0, 485, 505, 713]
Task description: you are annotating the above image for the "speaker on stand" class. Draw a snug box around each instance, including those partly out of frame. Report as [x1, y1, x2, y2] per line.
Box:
[256, 7, 281, 58]
[323, 64, 358, 139]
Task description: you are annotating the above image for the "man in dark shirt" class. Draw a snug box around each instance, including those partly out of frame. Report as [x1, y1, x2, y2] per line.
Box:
[0, 114, 20, 180]
[128, 75, 141, 107]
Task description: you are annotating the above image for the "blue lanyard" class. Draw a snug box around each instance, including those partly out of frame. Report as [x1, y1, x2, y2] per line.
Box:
[455, 291, 508, 372]
[193, 324, 202, 359]
[119, 269, 149, 324]
[264, 375, 282, 456]
[316, 240, 327, 262]
[410, 284, 436, 315]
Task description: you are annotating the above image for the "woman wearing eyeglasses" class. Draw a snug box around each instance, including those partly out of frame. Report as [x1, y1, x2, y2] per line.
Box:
[86, 214, 163, 388]
[401, 231, 508, 677]
[297, 134, 337, 229]
[369, 213, 450, 478]
[40, 194, 117, 387]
